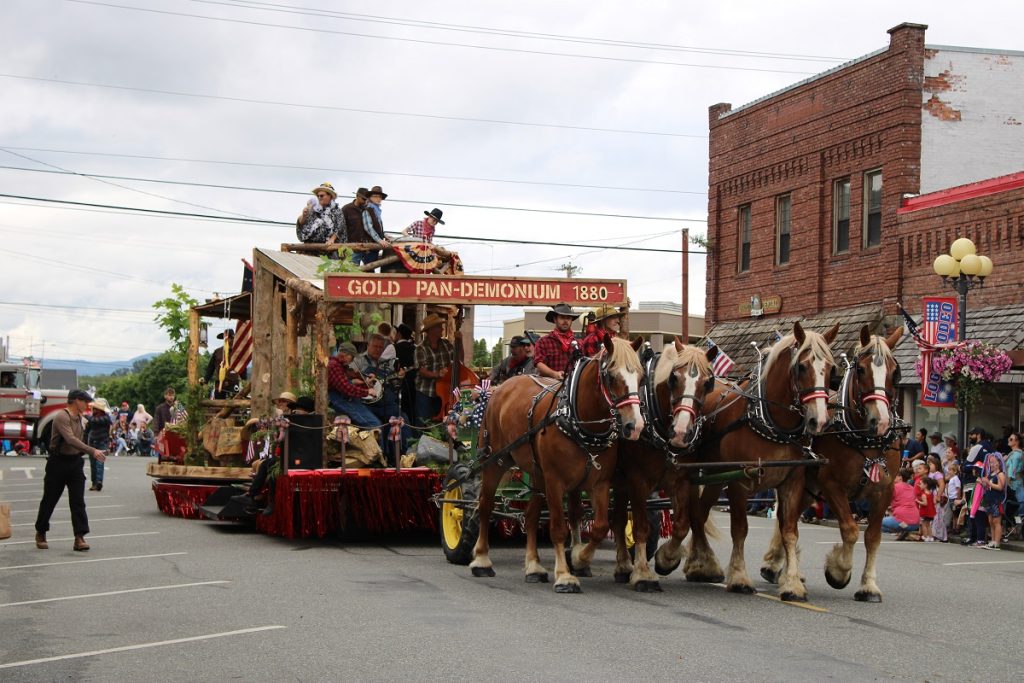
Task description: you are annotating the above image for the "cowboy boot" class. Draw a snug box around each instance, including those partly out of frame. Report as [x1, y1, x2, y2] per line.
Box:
[35, 533, 48, 550]
[73, 536, 90, 552]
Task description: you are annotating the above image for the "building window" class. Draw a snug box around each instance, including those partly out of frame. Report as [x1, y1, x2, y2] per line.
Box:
[775, 194, 791, 265]
[863, 169, 882, 247]
[737, 204, 751, 273]
[833, 179, 850, 254]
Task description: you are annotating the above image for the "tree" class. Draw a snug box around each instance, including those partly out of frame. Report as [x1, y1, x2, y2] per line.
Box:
[152, 283, 198, 355]
[490, 338, 504, 366]
[472, 338, 491, 367]
[94, 350, 194, 411]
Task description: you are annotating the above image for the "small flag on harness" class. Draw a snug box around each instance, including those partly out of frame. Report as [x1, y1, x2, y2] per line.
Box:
[868, 461, 882, 483]
[706, 339, 735, 376]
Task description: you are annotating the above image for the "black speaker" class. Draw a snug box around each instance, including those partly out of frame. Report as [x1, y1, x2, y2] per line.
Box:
[284, 413, 324, 471]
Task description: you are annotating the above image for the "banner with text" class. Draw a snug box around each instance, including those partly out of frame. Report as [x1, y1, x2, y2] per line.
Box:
[324, 274, 627, 306]
[920, 296, 958, 408]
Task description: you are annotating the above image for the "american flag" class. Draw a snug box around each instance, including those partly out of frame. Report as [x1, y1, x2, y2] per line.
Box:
[706, 339, 735, 376]
[227, 260, 254, 376]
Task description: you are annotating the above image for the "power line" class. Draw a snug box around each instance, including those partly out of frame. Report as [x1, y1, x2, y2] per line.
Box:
[0, 301, 153, 314]
[0, 154, 705, 196]
[62, 0, 819, 76]
[0, 191, 706, 225]
[194, 0, 847, 63]
[0, 72, 704, 140]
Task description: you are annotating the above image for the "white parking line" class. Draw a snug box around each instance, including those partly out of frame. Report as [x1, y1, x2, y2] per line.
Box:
[0, 580, 230, 608]
[11, 517, 139, 527]
[11, 505, 124, 515]
[0, 552, 188, 571]
[0, 625, 285, 669]
[943, 559, 1024, 566]
[0, 532, 158, 547]
[0, 482, 47, 489]
[0, 496, 110, 504]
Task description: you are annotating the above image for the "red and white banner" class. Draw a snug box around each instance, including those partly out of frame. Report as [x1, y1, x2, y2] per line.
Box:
[325, 274, 627, 306]
[920, 296, 957, 408]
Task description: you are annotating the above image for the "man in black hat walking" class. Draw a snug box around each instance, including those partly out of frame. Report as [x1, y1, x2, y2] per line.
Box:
[534, 303, 581, 381]
[35, 389, 106, 551]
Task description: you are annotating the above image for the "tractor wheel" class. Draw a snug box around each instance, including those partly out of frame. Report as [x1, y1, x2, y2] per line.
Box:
[440, 463, 481, 565]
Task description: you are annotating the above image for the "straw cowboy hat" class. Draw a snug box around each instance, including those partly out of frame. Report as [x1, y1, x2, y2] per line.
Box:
[311, 182, 337, 199]
[545, 303, 581, 324]
[89, 397, 111, 414]
[369, 185, 388, 199]
[591, 303, 625, 323]
[421, 313, 447, 333]
[274, 391, 297, 405]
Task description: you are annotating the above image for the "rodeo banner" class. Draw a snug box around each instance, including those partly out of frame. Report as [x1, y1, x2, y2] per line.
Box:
[920, 296, 958, 408]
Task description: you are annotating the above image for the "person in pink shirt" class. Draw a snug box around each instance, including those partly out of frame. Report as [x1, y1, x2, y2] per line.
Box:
[882, 468, 920, 540]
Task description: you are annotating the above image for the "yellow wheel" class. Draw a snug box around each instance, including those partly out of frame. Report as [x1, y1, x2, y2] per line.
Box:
[440, 463, 479, 565]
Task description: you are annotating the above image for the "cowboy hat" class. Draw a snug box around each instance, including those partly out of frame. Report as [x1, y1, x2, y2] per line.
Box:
[545, 303, 581, 323]
[274, 391, 297, 404]
[89, 397, 111, 413]
[369, 185, 388, 199]
[591, 304, 625, 323]
[421, 313, 447, 333]
[424, 208, 445, 225]
[355, 187, 370, 199]
[216, 329, 235, 340]
[311, 182, 337, 199]
[288, 396, 316, 413]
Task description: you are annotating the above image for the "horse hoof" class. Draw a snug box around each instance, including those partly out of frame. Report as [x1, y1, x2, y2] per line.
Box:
[686, 573, 725, 584]
[471, 566, 496, 578]
[634, 580, 662, 593]
[825, 571, 851, 590]
[854, 590, 882, 603]
[573, 566, 592, 578]
[554, 582, 582, 594]
[780, 591, 808, 603]
[613, 571, 631, 584]
[760, 567, 780, 584]
[726, 583, 757, 595]
[525, 572, 549, 584]
[654, 558, 680, 577]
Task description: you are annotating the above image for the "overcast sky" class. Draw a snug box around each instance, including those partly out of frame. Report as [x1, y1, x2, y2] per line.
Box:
[1, 0, 1021, 362]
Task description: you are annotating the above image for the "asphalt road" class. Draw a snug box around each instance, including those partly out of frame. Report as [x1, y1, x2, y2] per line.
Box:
[1, 455, 1022, 682]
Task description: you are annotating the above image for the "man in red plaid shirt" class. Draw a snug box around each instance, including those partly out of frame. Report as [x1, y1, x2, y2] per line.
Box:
[534, 303, 581, 381]
[327, 341, 379, 432]
[581, 304, 625, 357]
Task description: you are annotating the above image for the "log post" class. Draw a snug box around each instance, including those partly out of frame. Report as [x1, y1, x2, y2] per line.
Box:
[187, 308, 200, 386]
[285, 286, 298, 393]
[251, 255, 275, 417]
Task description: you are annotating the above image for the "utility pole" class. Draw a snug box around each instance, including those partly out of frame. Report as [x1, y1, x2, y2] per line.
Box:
[555, 262, 581, 279]
[681, 229, 689, 342]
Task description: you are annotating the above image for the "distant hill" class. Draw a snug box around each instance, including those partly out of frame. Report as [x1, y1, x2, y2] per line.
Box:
[43, 353, 159, 377]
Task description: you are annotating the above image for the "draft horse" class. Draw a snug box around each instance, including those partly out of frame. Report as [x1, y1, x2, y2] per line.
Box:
[761, 325, 904, 602]
[470, 335, 645, 593]
[654, 321, 839, 602]
[610, 340, 718, 591]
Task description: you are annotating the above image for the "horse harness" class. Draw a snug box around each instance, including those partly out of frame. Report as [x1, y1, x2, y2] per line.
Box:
[745, 343, 827, 448]
[638, 352, 707, 466]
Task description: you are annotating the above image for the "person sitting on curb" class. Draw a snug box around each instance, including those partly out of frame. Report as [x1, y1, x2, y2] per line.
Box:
[881, 468, 921, 541]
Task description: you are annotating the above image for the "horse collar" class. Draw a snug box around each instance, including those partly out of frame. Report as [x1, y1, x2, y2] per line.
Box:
[639, 353, 700, 460]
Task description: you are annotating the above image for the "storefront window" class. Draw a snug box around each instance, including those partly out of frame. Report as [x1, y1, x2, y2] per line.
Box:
[906, 384, 1019, 445]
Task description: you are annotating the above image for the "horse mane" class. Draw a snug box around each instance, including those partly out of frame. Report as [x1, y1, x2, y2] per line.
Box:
[654, 344, 712, 386]
[855, 335, 895, 363]
[605, 337, 643, 375]
[762, 330, 835, 377]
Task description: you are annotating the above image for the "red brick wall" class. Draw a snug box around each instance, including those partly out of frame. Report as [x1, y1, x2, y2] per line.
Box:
[706, 23, 927, 324]
[897, 186, 1024, 308]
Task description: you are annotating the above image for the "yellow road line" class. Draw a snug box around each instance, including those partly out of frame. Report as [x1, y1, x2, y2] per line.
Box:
[711, 582, 829, 612]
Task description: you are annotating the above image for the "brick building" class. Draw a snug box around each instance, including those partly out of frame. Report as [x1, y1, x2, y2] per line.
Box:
[703, 22, 1024, 434]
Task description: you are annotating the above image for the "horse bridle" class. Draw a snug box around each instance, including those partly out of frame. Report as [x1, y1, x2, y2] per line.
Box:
[596, 352, 641, 416]
[638, 353, 711, 458]
[829, 350, 904, 450]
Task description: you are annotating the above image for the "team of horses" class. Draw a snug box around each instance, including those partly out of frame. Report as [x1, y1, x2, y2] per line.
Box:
[467, 322, 905, 602]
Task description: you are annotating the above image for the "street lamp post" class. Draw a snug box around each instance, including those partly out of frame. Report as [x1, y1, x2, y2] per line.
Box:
[932, 237, 994, 451]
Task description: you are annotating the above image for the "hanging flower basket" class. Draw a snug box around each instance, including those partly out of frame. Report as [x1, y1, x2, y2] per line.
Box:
[917, 341, 1012, 411]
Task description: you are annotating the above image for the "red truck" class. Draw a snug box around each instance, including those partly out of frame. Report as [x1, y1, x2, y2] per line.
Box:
[0, 357, 70, 454]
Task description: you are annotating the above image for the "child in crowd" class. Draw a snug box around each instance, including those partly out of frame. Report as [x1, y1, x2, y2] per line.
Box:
[944, 462, 962, 540]
[918, 477, 937, 541]
[927, 456, 947, 541]
[978, 452, 1008, 549]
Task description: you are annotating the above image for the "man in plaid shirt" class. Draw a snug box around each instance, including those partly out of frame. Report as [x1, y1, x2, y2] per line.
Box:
[399, 208, 445, 244]
[327, 341, 379, 432]
[534, 303, 582, 381]
[414, 313, 454, 426]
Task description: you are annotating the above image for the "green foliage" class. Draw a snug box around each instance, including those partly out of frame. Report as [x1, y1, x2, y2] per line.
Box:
[179, 381, 209, 465]
[93, 350, 194, 412]
[316, 248, 360, 275]
[490, 338, 504, 366]
[472, 338, 490, 367]
[690, 233, 710, 249]
[152, 283, 199, 355]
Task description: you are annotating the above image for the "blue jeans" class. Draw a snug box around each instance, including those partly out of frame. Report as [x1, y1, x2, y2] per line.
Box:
[414, 391, 441, 429]
[328, 391, 380, 430]
[351, 249, 380, 268]
[881, 516, 919, 533]
[365, 391, 410, 463]
[89, 454, 104, 486]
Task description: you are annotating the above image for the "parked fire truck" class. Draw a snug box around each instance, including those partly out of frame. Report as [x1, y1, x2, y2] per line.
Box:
[0, 345, 69, 453]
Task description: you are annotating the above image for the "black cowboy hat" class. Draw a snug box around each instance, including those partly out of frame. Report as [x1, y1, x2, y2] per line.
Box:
[216, 329, 235, 340]
[545, 303, 581, 323]
[424, 208, 445, 225]
[355, 187, 370, 199]
[369, 185, 388, 199]
[288, 396, 316, 413]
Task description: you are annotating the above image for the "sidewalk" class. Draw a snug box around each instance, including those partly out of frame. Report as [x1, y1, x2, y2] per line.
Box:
[799, 515, 1024, 552]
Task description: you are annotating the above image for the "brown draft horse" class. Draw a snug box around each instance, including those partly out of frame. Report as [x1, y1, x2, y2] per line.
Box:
[470, 335, 645, 593]
[609, 341, 717, 591]
[654, 321, 839, 601]
[760, 325, 903, 602]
